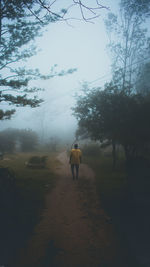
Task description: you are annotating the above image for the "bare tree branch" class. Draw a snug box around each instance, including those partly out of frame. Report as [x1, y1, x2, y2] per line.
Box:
[34, 0, 109, 23]
[72, 0, 109, 22]
[24, 3, 44, 24]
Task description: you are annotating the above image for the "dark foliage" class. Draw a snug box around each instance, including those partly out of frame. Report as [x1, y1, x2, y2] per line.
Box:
[27, 155, 48, 168]
[73, 84, 150, 162]
[0, 0, 77, 120]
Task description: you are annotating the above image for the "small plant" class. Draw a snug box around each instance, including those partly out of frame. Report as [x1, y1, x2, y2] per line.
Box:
[27, 155, 48, 168]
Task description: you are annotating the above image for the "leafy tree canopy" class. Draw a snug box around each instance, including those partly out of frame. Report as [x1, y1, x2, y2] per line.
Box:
[120, 0, 150, 17]
[73, 82, 150, 161]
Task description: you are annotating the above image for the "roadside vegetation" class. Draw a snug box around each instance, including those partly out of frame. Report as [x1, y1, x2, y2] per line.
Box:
[0, 151, 58, 266]
[81, 143, 150, 265]
[81, 143, 127, 215]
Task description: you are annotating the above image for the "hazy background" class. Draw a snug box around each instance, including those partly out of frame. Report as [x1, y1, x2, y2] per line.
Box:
[0, 0, 119, 143]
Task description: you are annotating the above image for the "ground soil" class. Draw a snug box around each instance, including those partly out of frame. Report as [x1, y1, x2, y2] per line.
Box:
[16, 151, 129, 267]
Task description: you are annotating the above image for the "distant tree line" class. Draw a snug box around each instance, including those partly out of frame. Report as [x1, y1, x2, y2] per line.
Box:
[0, 128, 38, 153]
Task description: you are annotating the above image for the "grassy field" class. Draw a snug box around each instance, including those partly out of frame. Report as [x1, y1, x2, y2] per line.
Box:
[0, 151, 59, 266]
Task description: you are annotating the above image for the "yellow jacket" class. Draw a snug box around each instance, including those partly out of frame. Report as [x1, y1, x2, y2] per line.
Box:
[70, 148, 82, 164]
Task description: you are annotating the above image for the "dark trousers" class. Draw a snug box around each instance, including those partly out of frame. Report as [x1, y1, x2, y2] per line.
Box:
[71, 164, 79, 179]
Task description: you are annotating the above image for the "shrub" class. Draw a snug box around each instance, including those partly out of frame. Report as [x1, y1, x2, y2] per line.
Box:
[27, 155, 48, 168]
[82, 143, 101, 157]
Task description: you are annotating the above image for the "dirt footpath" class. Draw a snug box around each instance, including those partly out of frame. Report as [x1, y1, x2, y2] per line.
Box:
[17, 151, 128, 267]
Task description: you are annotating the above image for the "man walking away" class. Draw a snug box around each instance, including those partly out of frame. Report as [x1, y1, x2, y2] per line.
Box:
[69, 144, 82, 180]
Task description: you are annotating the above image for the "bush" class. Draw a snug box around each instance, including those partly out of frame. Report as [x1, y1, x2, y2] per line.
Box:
[82, 143, 101, 157]
[27, 155, 48, 168]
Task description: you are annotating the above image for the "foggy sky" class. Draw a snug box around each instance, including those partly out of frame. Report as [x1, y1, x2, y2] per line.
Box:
[1, 0, 119, 143]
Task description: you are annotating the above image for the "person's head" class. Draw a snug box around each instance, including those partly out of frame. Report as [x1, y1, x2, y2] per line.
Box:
[74, 143, 78, 149]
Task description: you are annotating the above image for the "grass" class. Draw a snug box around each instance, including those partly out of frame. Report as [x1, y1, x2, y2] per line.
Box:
[0, 151, 59, 266]
[83, 151, 127, 215]
[82, 146, 150, 266]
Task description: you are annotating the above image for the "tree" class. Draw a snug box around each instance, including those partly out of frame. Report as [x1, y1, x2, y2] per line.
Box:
[75, 125, 89, 141]
[73, 82, 150, 167]
[73, 83, 122, 168]
[105, 0, 150, 93]
[120, 0, 150, 17]
[0, 128, 18, 153]
[0, 0, 108, 120]
[46, 136, 60, 151]
[0, 128, 39, 152]
[19, 129, 38, 152]
[0, 0, 83, 120]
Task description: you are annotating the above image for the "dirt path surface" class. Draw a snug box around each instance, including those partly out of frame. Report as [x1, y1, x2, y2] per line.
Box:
[17, 151, 127, 267]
